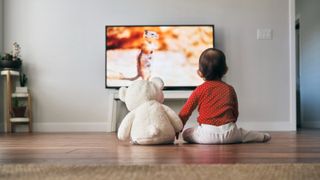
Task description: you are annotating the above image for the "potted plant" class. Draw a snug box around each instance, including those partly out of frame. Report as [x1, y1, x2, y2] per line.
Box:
[11, 97, 27, 117]
[0, 42, 22, 70]
[16, 73, 28, 93]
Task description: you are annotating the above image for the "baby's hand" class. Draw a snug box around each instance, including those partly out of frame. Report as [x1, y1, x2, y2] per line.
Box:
[175, 132, 180, 140]
[175, 128, 184, 140]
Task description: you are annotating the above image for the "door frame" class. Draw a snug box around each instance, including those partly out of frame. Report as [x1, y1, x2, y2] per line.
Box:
[289, 0, 297, 130]
[295, 16, 301, 129]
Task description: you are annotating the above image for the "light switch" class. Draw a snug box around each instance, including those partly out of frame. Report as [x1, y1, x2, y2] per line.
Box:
[257, 29, 273, 40]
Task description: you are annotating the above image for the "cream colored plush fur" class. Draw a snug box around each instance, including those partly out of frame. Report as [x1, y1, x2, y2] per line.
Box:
[117, 78, 183, 145]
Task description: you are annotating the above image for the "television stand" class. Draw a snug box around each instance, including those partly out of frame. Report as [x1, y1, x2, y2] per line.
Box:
[107, 90, 192, 132]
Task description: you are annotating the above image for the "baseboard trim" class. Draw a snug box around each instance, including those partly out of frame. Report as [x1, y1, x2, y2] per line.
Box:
[237, 121, 296, 131]
[32, 121, 296, 132]
[33, 122, 109, 132]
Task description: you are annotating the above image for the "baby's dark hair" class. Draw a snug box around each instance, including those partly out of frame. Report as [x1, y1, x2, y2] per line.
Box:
[199, 48, 228, 80]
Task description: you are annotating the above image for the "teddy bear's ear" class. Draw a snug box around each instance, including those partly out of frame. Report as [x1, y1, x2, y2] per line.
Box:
[151, 77, 164, 90]
[118, 87, 127, 102]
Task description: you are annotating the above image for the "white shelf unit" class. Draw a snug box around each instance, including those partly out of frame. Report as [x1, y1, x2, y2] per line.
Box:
[108, 90, 192, 132]
[113, 90, 192, 100]
[12, 93, 29, 98]
[10, 117, 30, 123]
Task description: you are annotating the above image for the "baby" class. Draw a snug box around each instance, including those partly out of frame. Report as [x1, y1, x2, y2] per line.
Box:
[179, 48, 271, 144]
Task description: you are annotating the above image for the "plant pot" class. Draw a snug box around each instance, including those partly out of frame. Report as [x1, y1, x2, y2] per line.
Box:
[0, 59, 22, 70]
[12, 107, 26, 117]
[16, 87, 28, 93]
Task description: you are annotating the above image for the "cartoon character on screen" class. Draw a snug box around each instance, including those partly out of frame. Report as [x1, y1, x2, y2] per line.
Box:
[119, 30, 159, 81]
[137, 30, 159, 80]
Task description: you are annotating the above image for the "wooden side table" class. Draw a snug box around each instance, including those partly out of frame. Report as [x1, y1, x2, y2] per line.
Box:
[1, 70, 20, 133]
[11, 93, 33, 133]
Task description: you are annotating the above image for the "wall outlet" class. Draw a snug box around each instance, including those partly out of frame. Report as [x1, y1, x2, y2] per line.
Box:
[257, 28, 273, 40]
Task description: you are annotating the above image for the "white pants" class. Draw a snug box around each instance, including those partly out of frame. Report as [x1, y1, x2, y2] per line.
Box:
[182, 123, 266, 144]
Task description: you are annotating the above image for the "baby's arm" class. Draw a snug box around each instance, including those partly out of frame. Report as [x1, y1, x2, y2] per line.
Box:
[178, 90, 199, 125]
[232, 87, 239, 119]
[162, 105, 183, 132]
[117, 111, 135, 141]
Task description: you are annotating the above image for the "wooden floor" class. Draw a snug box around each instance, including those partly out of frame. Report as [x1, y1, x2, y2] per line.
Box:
[0, 130, 320, 164]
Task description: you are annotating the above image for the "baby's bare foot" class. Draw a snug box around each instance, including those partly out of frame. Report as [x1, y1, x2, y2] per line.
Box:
[263, 133, 271, 142]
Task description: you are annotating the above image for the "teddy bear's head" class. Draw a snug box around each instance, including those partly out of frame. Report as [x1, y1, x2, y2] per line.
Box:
[118, 77, 164, 111]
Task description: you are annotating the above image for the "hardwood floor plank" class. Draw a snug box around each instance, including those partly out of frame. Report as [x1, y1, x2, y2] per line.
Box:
[0, 130, 320, 164]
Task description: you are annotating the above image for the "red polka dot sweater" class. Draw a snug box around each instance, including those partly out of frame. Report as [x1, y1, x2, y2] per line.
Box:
[179, 80, 239, 126]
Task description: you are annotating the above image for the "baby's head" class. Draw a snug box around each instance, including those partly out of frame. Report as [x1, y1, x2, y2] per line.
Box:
[198, 48, 228, 81]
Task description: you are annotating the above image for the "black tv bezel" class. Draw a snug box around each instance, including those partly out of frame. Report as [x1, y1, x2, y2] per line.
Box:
[105, 24, 215, 90]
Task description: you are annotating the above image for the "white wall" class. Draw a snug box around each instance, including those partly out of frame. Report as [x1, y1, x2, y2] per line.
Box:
[3, 0, 295, 132]
[296, 0, 320, 128]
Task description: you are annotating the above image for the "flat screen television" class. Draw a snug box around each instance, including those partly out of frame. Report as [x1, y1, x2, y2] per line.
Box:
[105, 25, 214, 90]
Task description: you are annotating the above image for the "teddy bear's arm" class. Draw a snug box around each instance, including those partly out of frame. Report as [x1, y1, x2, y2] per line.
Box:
[117, 111, 135, 141]
[162, 105, 183, 132]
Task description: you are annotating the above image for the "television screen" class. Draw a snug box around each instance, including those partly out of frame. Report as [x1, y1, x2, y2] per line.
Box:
[105, 25, 214, 89]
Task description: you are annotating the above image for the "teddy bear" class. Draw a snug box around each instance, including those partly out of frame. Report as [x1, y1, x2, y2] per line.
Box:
[117, 77, 183, 145]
